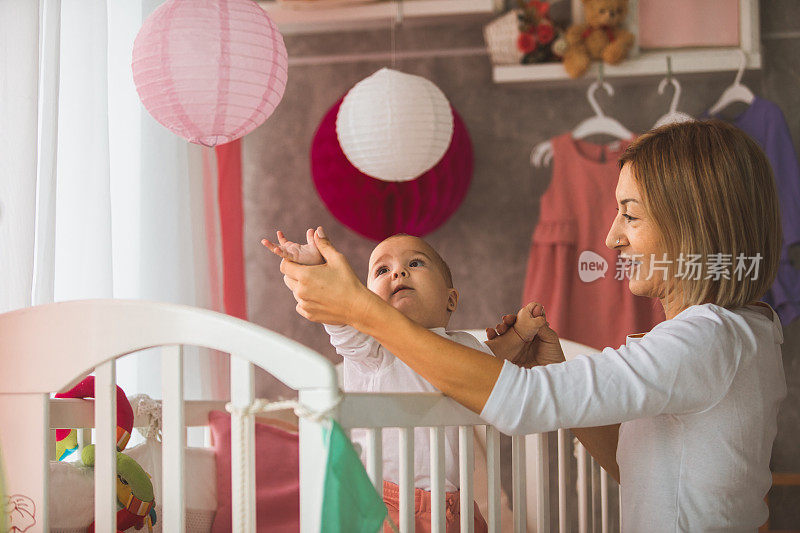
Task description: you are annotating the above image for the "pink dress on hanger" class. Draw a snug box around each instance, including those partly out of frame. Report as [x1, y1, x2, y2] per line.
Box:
[522, 133, 665, 351]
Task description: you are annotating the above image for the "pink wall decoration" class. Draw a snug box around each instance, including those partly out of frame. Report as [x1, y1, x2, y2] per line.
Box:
[132, 0, 288, 147]
[638, 0, 739, 49]
[312, 97, 473, 241]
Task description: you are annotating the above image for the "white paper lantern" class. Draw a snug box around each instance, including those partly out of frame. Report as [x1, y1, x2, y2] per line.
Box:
[336, 68, 454, 182]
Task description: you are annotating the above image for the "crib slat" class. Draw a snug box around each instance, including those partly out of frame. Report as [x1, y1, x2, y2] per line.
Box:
[459, 426, 475, 532]
[558, 428, 570, 533]
[162, 345, 185, 532]
[231, 356, 256, 533]
[48, 429, 56, 461]
[399, 427, 415, 533]
[95, 361, 117, 533]
[0, 394, 50, 532]
[591, 458, 600, 533]
[511, 435, 527, 533]
[430, 426, 446, 533]
[600, 467, 609, 533]
[486, 426, 501, 533]
[298, 389, 340, 533]
[78, 428, 90, 454]
[366, 428, 384, 491]
[575, 440, 589, 533]
[535, 433, 551, 533]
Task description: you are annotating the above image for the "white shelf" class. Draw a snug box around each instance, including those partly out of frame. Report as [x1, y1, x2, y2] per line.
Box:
[492, 48, 762, 83]
[258, 0, 496, 34]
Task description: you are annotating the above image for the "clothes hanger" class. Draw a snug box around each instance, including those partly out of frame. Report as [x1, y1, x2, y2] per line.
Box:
[707, 49, 755, 116]
[531, 65, 633, 168]
[653, 57, 694, 129]
[530, 139, 554, 167]
[571, 65, 634, 141]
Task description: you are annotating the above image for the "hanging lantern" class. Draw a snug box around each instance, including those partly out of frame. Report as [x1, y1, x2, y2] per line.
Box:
[336, 68, 454, 182]
[313, 96, 473, 241]
[132, 0, 288, 147]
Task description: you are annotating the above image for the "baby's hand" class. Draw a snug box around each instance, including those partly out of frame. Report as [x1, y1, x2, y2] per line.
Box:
[512, 302, 546, 342]
[262, 229, 324, 265]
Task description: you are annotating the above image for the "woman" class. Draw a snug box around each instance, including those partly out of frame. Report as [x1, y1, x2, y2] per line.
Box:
[280, 120, 786, 531]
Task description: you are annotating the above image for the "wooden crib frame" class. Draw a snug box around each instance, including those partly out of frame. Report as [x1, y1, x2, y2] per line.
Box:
[0, 300, 618, 533]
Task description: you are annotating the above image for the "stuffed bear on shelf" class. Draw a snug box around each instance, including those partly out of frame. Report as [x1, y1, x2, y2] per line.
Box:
[563, 0, 634, 78]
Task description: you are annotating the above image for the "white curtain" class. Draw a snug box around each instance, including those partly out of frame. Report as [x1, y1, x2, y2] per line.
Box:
[0, 0, 39, 314]
[1, 0, 229, 408]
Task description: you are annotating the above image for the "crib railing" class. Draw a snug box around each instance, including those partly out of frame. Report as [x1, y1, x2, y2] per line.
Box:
[46, 399, 621, 532]
[2, 300, 621, 533]
[0, 300, 338, 533]
[337, 392, 539, 533]
[337, 394, 620, 533]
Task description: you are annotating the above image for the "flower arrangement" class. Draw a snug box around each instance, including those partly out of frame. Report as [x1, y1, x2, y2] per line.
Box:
[515, 0, 565, 64]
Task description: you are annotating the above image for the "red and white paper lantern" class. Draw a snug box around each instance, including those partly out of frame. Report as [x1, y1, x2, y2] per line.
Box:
[336, 68, 454, 182]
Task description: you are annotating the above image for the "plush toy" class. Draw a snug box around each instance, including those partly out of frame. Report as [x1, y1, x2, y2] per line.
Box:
[54, 377, 157, 532]
[81, 446, 157, 533]
[563, 0, 634, 78]
[55, 376, 134, 460]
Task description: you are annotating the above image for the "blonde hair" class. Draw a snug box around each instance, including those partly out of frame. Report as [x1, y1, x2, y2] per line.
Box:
[619, 119, 781, 310]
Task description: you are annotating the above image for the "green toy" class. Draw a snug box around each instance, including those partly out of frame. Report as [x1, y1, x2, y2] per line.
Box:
[81, 444, 157, 533]
[54, 377, 156, 532]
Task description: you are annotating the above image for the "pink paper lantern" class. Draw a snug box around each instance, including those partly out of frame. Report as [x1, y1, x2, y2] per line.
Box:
[132, 0, 288, 147]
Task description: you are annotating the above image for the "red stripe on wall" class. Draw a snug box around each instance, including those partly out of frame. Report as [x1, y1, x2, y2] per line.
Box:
[215, 139, 247, 320]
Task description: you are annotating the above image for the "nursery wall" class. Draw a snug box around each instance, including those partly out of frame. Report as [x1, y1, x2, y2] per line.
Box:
[244, 1, 800, 528]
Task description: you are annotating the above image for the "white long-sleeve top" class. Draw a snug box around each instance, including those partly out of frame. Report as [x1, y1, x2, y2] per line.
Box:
[480, 303, 786, 532]
[325, 324, 492, 491]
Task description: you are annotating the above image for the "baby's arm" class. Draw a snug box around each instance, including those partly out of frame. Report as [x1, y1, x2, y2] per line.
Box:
[262, 229, 384, 364]
[511, 302, 546, 342]
[485, 302, 546, 364]
[262, 229, 324, 265]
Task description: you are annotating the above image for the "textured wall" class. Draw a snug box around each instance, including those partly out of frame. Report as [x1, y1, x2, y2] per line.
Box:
[244, 2, 800, 528]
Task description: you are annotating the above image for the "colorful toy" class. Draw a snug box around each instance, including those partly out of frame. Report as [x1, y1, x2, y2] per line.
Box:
[54, 377, 156, 532]
[81, 446, 157, 533]
[55, 428, 78, 461]
[55, 376, 134, 458]
[562, 0, 634, 78]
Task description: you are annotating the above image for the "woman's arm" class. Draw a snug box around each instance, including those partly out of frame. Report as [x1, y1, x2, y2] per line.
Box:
[356, 300, 505, 413]
[571, 425, 620, 484]
[486, 311, 622, 483]
[283, 229, 739, 462]
[280, 228, 508, 412]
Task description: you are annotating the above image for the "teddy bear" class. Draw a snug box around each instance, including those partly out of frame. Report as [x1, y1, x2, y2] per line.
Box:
[563, 0, 635, 78]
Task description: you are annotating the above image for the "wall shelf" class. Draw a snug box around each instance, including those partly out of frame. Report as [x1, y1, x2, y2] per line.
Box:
[258, 0, 497, 34]
[493, 48, 762, 83]
[494, 0, 760, 83]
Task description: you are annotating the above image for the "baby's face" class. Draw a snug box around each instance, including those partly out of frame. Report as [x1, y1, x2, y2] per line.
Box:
[367, 236, 458, 329]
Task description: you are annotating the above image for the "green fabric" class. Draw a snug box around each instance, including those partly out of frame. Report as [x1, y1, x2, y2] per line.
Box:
[320, 421, 387, 532]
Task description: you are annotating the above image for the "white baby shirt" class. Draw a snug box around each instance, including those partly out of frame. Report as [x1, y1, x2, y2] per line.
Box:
[324, 324, 492, 492]
[480, 303, 786, 532]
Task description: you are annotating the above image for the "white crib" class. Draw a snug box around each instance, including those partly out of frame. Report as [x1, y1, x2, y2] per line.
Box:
[0, 300, 619, 532]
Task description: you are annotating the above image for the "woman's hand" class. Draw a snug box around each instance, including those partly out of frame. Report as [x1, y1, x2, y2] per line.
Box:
[485, 302, 565, 368]
[279, 227, 379, 326]
[262, 229, 324, 265]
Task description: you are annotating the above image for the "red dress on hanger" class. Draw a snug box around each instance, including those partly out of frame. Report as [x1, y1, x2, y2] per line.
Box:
[522, 133, 665, 351]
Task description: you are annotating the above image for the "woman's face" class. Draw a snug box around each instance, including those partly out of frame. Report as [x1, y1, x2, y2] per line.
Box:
[605, 163, 672, 304]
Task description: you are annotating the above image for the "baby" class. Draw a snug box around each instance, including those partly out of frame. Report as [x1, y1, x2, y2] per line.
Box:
[264, 229, 543, 532]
